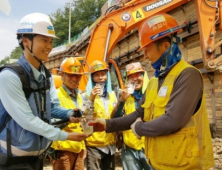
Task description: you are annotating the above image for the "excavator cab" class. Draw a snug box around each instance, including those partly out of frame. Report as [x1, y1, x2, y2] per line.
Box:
[108, 59, 124, 99]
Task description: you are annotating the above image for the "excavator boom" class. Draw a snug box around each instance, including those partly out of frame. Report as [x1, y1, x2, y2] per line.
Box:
[84, 0, 222, 72]
[85, 0, 189, 64]
[52, 0, 222, 90]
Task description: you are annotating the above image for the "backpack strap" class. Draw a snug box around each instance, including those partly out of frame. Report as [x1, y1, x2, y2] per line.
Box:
[0, 63, 31, 133]
[0, 63, 31, 98]
[0, 116, 11, 134]
[42, 64, 51, 91]
[0, 63, 52, 161]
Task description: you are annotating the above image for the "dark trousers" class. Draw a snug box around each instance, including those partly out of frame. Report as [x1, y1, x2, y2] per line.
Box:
[0, 156, 43, 170]
[86, 146, 115, 170]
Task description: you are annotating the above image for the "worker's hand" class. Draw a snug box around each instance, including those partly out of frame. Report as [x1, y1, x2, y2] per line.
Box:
[67, 132, 90, 141]
[89, 84, 102, 101]
[120, 87, 130, 101]
[130, 117, 142, 139]
[69, 116, 80, 123]
[92, 84, 102, 96]
[69, 108, 83, 123]
[88, 118, 106, 132]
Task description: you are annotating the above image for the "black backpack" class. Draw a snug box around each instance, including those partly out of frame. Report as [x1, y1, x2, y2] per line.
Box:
[0, 63, 32, 132]
[0, 63, 51, 166]
[0, 62, 52, 129]
[0, 63, 32, 98]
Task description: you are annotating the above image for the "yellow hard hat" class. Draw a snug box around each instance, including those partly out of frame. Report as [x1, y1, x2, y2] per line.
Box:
[89, 60, 108, 73]
[60, 57, 84, 74]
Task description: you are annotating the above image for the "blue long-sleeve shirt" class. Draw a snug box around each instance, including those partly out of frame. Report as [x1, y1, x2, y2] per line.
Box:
[0, 66, 73, 141]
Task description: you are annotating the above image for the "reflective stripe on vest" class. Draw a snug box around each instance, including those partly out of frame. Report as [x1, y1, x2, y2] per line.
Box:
[0, 140, 49, 156]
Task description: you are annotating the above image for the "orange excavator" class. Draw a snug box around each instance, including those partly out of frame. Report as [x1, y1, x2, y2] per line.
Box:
[53, 0, 222, 91]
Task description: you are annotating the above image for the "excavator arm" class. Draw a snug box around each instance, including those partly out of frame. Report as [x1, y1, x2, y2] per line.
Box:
[52, 0, 222, 91]
[84, 0, 222, 72]
[196, 0, 222, 71]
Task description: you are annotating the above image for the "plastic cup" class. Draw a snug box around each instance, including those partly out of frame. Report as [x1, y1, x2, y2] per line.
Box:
[97, 83, 105, 95]
[127, 82, 135, 94]
[80, 116, 93, 135]
[82, 101, 94, 113]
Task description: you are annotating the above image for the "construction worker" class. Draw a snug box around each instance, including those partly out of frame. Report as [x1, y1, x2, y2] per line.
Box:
[89, 13, 214, 170]
[50, 57, 86, 170]
[0, 13, 88, 169]
[111, 62, 150, 170]
[83, 60, 117, 170]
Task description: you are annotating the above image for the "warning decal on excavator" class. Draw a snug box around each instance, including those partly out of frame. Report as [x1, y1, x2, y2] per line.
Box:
[121, 12, 131, 22]
[132, 9, 145, 22]
[143, 0, 173, 12]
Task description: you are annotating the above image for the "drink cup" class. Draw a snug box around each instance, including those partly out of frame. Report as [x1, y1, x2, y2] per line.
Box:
[97, 83, 105, 95]
[127, 82, 135, 94]
[80, 116, 93, 135]
[82, 101, 94, 113]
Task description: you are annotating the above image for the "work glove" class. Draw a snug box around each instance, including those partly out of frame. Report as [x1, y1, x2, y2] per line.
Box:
[88, 118, 106, 132]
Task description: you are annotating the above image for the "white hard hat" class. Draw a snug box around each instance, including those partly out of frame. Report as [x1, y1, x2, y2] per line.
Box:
[16, 13, 58, 39]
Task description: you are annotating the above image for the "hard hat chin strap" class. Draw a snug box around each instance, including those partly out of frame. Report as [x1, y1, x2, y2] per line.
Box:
[161, 35, 173, 69]
[27, 39, 43, 64]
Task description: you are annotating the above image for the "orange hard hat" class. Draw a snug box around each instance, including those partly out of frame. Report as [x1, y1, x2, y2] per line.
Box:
[60, 57, 84, 74]
[89, 60, 108, 73]
[138, 13, 181, 51]
[126, 62, 144, 76]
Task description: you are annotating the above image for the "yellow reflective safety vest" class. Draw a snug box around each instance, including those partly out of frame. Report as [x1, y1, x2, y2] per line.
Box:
[142, 60, 214, 170]
[86, 92, 116, 147]
[51, 86, 85, 153]
[123, 96, 145, 150]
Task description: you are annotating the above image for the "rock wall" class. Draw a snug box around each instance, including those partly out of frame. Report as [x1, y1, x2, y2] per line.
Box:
[212, 138, 222, 169]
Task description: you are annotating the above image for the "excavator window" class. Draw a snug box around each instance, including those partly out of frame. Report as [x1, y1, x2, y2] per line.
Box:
[109, 62, 121, 99]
